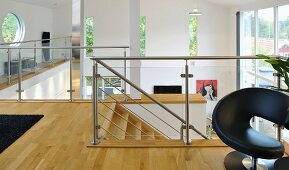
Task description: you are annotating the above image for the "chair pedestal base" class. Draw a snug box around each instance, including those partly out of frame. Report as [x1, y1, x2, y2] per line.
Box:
[224, 151, 275, 170]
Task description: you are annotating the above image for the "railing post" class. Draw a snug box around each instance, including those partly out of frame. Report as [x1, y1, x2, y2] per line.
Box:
[17, 49, 23, 101]
[64, 38, 67, 60]
[67, 48, 74, 101]
[7, 49, 11, 85]
[91, 61, 99, 145]
[34, 42, 37, 73]
[185, 60, 190, 145]
[123, 48, 127, 99]
[273, 71, 282, 141]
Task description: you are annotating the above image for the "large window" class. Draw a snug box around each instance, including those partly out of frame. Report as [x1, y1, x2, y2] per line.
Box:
[239, 5, 289, 141]
[189, 16, 198, 56]
[1, 13, 25, 45]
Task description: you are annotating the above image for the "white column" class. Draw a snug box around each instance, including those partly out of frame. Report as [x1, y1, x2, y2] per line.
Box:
[129, 0, 141, 99]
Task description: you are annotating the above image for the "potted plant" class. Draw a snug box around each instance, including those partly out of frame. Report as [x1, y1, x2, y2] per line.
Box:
[257, 54, 289, 93]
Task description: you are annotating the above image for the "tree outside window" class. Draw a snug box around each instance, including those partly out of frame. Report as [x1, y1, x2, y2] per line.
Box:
[189, 16, 197, 56]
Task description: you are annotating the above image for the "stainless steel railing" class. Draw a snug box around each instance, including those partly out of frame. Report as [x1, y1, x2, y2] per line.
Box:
[0, 45, 129, 101]
[94, 59, 208, 143]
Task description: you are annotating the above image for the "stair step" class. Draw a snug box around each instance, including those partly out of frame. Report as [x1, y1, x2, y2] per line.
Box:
[99, 102, 116, 138]
[141, 129, 155, 140]
[117, 104, 168, 140]
[107, 105, 129, 140]
[125, 117, 142, 140]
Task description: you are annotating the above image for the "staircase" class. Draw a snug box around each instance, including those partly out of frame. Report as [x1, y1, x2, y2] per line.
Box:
[98, 102, 167, 141]
[88, 102, 225, 148]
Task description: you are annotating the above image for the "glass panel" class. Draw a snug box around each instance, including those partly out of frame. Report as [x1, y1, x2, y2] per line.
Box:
[278, 5, 289, 57]
[19, 37, 70, 100]
[0, 48, 18, 100]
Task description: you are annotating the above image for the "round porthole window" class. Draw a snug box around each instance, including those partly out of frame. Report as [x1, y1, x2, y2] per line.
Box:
[2, 13, 25, 46]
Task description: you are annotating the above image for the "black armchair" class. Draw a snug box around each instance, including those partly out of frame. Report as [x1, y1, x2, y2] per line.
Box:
[212, 88, 289, 170]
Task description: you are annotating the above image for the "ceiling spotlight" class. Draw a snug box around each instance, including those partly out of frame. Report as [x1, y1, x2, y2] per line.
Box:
[189, 9, 202, 16]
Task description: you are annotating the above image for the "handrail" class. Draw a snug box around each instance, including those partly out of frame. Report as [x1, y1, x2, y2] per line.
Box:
[91, 56, 261, 60]
[0, 46, 130, 50]
[0, 36, 72, 46]
[94, 59, 208, 140]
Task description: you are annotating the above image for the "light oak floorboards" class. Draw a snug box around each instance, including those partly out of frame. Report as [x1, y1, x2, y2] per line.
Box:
[0, 102, 231, 170]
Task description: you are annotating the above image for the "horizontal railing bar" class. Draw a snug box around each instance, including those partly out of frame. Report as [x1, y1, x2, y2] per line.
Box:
[0, 36, 72, 46]
[91, 55, 287, 60]
[0, 46, 130, 50]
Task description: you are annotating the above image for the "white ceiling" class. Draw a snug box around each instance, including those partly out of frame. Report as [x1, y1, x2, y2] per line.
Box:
[11, 0, 262, 8]
[11, 0, 70, 8]
[205, 0, 262, 7]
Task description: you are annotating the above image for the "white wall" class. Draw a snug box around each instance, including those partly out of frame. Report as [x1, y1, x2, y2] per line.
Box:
[0, 0, 53, 76]
[0, 0, 53, 44]
[84, 0, 129, 47]
[141, 0, 232, 56]
[52, 1, 72, 38]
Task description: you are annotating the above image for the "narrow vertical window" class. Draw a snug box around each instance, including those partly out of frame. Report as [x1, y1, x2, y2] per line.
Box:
[85, 17, 94, 57]
[240, 11, 256, 88]
[189, 16, 198, 56]
[278, 5, 289, 58]
[140, 16, 146, 56]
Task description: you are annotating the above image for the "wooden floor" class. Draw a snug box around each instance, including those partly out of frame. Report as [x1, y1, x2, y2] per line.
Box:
[0, 102, 231, 170]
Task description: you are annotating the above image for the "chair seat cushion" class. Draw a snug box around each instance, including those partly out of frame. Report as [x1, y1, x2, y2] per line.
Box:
[220, 128, 284, 159]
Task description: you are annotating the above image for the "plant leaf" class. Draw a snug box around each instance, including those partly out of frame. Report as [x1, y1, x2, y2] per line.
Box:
[257, 54, 270, 59]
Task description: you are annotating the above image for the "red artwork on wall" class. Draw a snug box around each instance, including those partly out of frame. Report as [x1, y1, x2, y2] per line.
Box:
[196, 80, 218, 101]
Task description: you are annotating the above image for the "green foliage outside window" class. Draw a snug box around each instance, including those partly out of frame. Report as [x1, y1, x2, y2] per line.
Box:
[85, 17, 94, 57]
[279, 16, 289, 39]
[189, 16, 197, 56]
[140, 16, 146, 57]
[2, 13, 19, 43]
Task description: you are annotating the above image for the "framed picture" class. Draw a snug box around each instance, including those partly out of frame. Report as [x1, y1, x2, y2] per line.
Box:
[196, 80, 217, 101]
